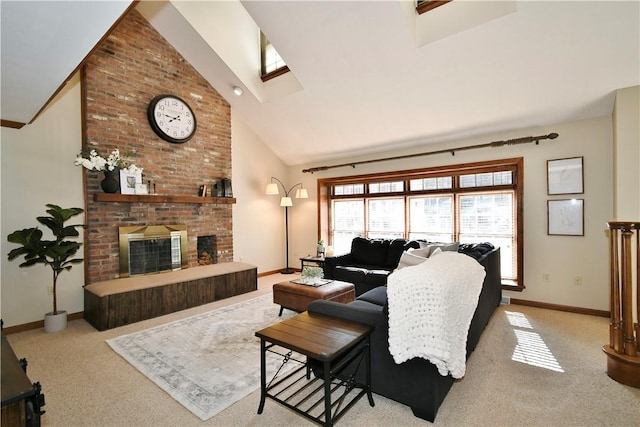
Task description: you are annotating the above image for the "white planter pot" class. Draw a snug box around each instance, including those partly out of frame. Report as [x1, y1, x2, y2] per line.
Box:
[44, 310, 67, 333]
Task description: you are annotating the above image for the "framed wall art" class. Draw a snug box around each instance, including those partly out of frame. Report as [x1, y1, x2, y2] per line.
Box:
[548, 199, 584, 236]
[547, 156, 584, 195]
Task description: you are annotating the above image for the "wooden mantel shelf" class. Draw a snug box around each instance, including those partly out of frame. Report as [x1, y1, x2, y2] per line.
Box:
[93, 193, 236, 204]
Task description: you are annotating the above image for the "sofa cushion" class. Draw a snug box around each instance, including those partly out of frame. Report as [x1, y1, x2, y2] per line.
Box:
[426, 242, 459, 256]
[408, 247, 431, 258]
[458, 242, 496, 260]
[333, 265, 368, 283]
[351, 237, 390, 266]
[385, 239, 419, 267]
[397, 251, 428, 269]
[357, 286, 387, 306]
[363, 269, 391, 287]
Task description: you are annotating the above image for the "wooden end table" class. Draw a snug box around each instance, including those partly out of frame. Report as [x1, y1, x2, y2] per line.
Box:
[255, 312, 374, 426]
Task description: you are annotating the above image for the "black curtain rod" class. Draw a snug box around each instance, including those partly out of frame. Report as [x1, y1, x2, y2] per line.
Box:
[302, 132, 559, 174]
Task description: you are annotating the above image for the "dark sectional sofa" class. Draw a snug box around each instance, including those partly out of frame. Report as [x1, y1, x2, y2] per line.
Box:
[310, 243, 501, 422]
[323, 237, 420, 296]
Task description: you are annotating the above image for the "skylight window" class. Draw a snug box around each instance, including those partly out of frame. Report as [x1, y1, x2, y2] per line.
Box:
[260, 31, 289, 82]
[416, 0, 451, 15]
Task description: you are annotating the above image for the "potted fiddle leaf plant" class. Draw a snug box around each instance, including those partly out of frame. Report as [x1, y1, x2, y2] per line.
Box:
[7, 204, 84, 332]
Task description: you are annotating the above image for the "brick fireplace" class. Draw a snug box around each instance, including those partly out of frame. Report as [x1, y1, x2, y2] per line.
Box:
[82, 10, 233, 284]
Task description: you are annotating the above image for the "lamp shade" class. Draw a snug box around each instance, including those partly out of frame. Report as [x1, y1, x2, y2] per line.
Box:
[280, 197, 293, 207]
[295, 188, 309, 199]
[265, 183, 279, 195]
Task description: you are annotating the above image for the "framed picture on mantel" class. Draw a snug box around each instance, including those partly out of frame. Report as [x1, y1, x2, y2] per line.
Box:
[547, 156, 583, 195]
[120, 170, 142, 195]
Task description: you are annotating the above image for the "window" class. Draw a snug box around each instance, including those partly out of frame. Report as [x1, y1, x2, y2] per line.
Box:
[367, 198, 405, 238]
[410, 176, 452, 191]
[416, 0, 452, 15]
[369, 181, 404, 194]
[458, 192, 515, 278]
[260, 31, 289, 82]
[319, 158, 524, 290]
[331, 199, 365, 253]
[408, 195, 453, 242]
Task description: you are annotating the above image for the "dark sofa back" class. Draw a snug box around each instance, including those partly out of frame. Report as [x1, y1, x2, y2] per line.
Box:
[350, 237, 389, 266]
[350, 237, 420, 268]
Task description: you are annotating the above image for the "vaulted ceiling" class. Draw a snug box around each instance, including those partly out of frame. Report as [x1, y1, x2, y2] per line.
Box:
[2, 1, 638, 166]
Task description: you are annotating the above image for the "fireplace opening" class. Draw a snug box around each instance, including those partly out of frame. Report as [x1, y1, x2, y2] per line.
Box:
[118, 225, 187, 277]
[197, 235, 217, 265]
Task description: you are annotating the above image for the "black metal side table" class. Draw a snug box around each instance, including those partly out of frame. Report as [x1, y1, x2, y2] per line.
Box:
[255, 312, 374, 426]
[300, 256, 326, 271]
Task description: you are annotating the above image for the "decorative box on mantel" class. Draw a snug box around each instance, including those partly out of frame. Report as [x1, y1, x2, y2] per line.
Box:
[93, 194, 236, 204]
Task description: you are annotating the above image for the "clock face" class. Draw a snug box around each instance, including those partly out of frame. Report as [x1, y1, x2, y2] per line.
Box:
[147, 95, 197, 143]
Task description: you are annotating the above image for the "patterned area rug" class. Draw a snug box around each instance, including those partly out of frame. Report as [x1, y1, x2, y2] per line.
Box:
[107, 294, 295, 421]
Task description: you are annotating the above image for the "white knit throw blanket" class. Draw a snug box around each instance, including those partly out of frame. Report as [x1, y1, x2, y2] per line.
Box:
[387, 251, 486, 378]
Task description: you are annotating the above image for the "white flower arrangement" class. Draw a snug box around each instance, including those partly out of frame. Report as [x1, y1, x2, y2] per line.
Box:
[74, 149, 142, 174]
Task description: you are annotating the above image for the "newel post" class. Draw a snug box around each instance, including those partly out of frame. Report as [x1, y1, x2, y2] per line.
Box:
[603, 221, 640, 388]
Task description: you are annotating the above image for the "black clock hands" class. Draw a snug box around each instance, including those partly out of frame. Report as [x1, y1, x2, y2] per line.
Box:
[164, 114, 181, 123]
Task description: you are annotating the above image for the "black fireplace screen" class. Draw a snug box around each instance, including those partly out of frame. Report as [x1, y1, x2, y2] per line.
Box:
[128, 236, 181, 276]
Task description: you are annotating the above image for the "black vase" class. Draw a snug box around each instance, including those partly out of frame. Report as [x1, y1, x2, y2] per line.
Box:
[101, 170, 120, 193]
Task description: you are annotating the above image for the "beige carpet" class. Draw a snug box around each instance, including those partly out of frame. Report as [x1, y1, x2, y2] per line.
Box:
[6, 273, 640, 426]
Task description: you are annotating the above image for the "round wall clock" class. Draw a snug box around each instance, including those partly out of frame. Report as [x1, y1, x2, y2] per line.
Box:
[147, 94, 197, 144]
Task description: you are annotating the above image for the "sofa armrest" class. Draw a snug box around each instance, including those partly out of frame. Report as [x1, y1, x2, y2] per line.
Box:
[308, 299, 385, 330]
[323, 253, 354, 279]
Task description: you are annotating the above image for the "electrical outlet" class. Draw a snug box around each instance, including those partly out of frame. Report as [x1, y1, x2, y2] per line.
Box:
[574, 276, 583, 286]
[543, 273, 550, 283]
[47, 286, 54, 295]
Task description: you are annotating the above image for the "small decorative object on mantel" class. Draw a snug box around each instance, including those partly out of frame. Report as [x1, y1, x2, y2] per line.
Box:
[7, 204, 85, 333]
[101, 170, 119, 193]
[120, 166, 143, 195]
[213, 178, 233, 198]
[221, 178, 233, 197]
[74, 148, 142, 194]
[135, 183, 149, 195]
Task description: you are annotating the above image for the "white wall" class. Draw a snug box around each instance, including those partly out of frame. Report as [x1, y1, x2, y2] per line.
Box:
[231, 113, 291, 273]
[613, 85, 640, 221]
[1, 74, 85, 328]
[291, 117, 615, 311]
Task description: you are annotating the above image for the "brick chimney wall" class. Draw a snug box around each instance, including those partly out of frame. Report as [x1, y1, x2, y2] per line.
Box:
[82, 10, 233, 283]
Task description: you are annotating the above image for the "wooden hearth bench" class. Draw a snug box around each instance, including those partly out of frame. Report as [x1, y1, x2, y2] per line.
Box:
[83, 262, 257, 331]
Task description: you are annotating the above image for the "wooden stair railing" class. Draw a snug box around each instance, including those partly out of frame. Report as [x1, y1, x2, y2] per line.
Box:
[603, 221, 640, 388]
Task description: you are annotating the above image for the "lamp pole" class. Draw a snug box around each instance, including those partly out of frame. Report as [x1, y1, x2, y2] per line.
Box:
[266, 177, 308, 274]
[282, 204, 294, 274]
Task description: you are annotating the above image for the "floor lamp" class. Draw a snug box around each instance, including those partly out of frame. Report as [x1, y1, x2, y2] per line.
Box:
[266, 177, 308, 274]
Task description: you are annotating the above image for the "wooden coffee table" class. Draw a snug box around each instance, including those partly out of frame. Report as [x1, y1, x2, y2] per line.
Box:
[255, 312, 374, 426]
[273, 280, 355, 316]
